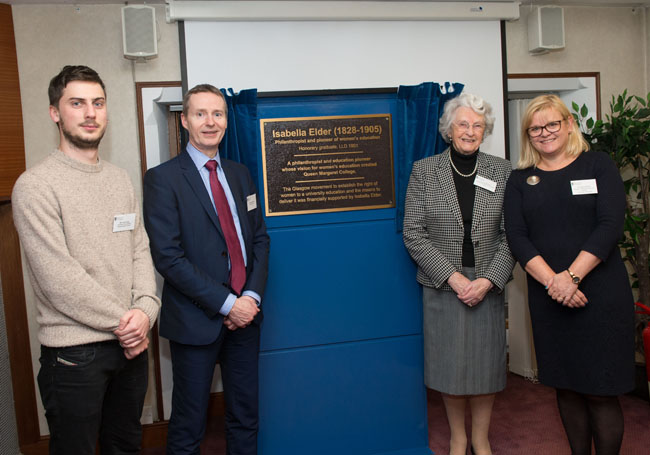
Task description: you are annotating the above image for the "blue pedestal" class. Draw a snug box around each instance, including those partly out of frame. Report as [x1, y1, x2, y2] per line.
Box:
[257, 221, 430, 455]
[256, 93, 431, 455]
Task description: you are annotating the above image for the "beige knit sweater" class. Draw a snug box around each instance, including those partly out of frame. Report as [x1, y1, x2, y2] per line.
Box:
[12, 149, 160, 347]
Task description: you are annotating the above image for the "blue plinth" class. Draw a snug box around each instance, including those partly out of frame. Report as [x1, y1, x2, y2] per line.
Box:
[259, 336, 431, 455]
[256, 93, 431, 455]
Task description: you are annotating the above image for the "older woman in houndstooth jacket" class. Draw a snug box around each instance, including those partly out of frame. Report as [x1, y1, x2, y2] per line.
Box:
[403, 93, 515, 455]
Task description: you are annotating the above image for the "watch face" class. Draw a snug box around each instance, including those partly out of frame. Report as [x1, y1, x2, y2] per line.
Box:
[572, 277, 580, 284]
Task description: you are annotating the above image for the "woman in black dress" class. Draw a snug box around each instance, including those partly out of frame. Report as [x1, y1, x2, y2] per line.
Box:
[504, 95, 634, 455]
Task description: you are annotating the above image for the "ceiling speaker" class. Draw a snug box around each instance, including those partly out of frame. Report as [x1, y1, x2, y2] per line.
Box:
[122, 5, 158, 60]
[528, 6, 565, 55]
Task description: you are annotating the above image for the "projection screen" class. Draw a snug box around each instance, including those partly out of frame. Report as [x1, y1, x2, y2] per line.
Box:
[181, 19, 506, 158]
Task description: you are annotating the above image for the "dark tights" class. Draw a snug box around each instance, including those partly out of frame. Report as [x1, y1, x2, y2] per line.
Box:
[556, 388, 624, 455]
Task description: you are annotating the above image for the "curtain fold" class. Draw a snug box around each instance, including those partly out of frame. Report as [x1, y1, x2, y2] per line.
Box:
[220, 88, 260, 185]
[395, 81, 464, 231]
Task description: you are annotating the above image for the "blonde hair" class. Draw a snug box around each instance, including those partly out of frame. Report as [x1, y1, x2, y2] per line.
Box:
[518, 94, 589, 169]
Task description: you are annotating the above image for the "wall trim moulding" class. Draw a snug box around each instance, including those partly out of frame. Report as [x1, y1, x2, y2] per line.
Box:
[165, 1, 521, 22]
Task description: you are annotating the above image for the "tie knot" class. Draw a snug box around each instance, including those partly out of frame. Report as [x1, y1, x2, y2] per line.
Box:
[205, 160, 218, 172]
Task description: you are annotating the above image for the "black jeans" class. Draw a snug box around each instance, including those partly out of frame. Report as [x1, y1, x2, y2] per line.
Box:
[37, 340, 148, 455]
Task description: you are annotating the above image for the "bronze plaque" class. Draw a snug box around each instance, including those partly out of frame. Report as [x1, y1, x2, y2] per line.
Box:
[261, 114, 394, 216]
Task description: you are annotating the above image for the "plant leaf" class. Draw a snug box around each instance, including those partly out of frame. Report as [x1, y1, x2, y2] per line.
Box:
[572, 101, 580, 113]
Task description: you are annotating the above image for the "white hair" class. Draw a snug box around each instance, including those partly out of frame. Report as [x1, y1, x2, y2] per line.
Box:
[438, 92, 495, 143]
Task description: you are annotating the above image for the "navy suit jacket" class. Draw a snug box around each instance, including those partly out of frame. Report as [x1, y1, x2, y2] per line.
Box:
[143, 150, 270, 345]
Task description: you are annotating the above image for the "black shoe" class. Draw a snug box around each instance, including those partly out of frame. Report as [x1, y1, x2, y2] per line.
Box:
[472, 447, 495, 455]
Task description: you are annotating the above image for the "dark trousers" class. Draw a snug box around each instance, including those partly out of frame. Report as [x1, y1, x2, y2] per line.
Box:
[167, 323, 260, 455]
[37, 340, 148, 455]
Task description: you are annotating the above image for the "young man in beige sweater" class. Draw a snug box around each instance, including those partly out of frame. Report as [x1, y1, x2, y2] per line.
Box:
[12, 65, 160, 455]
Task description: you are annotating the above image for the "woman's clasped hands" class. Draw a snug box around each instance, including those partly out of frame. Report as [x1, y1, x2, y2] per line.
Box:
[448, 272, 494, 308]
[545, 271, 588, 308]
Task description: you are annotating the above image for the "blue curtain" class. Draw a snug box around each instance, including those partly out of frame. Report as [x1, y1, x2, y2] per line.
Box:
[395, 81, 464, 231]
[219, 88, 260, 185]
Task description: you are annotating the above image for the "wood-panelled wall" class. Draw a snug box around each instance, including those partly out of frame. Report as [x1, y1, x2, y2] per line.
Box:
[0, 3, 25, 200]
[0, 3, 39, 451]
[0, 203, 39, 449]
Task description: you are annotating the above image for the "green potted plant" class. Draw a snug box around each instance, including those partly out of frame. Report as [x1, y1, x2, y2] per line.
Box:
[573, 92, 650, 377]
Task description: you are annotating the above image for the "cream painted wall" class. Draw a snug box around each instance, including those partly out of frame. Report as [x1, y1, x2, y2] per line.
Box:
[13, 3, 181, 194]
[12, 3, 181, 435]
[506, 6, 647, 108]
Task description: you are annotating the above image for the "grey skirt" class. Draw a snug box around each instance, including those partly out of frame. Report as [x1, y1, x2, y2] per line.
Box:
[423, 268, 506, 395]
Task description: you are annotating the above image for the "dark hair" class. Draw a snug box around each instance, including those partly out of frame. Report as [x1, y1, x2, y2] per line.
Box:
[48, 65, 106, 107]
[182, 84, 227, 117]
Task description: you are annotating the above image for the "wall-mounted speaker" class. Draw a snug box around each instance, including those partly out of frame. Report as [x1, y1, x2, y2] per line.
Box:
[528, 6, 565, 55]
[122, 5, 158, 60]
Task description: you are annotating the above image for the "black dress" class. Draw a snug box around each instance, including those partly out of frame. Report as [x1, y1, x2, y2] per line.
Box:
[504, 151, 635, 395]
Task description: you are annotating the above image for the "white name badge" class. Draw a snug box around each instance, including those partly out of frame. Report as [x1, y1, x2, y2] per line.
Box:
[246, 194, 257, 211]
[113, 213, 136, 232]
[474, 175, 497, 193]
[571, 179, 598, 195]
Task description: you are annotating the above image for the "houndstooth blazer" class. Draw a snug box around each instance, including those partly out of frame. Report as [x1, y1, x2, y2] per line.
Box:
[403, 149, 515, 292]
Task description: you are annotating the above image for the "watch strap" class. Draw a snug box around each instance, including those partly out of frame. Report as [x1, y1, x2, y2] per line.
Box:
[567, 269, 581, 285]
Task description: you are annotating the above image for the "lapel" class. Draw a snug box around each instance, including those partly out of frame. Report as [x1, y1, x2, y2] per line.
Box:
[437, 149, 464, 229]
[471, 152, 495, 233]
[178, 151, 223, 237]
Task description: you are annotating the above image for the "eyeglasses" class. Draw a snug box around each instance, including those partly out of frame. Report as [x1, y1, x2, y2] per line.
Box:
[454, 121, 485, 132]
[527, 120, 564, 137]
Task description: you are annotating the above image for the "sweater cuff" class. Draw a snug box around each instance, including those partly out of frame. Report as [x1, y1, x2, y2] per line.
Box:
[133, 296, 160, 330]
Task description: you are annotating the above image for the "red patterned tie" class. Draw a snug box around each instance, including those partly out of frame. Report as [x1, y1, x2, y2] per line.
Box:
[205, 160, 246, 294]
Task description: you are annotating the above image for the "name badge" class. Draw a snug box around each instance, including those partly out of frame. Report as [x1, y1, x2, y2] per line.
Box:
[474, 175, 497, 193]
[246, 194, 257, 211]
[571, 179, 598, 195]
[113, 213, 136, 232]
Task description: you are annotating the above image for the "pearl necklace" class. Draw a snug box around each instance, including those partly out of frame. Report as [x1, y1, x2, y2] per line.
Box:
[448, 152, 478, 178]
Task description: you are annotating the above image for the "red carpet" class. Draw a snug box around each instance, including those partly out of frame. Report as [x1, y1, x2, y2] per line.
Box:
[427, 374, 650, 455]
[144, 373, 649, 454]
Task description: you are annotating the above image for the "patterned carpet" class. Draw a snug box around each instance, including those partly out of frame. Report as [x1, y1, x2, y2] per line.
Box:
[143, 373, 649, 454]
[427, 373, 650, 455]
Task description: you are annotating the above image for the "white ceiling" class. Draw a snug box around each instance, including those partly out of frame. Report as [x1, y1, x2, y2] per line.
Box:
[3, 0, 650, 7]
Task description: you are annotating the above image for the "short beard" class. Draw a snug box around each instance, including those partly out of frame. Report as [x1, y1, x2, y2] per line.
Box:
[59, 119, 105, 150]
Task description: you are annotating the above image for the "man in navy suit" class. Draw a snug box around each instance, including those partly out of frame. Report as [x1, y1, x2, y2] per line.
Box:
[143, 84, 270, 455]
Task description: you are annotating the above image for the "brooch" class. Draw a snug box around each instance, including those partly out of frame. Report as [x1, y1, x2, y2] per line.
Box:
[526, 175, 540, 186]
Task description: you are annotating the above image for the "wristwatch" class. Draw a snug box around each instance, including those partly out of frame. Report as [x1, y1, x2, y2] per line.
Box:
[566, 269, 581, 285]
